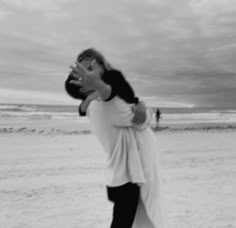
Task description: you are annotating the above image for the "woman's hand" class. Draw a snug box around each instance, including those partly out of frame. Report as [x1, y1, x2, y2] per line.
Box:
[131, 101, 147, 125]
[69, 60, 102, 91]
[69, 60, 111, 100]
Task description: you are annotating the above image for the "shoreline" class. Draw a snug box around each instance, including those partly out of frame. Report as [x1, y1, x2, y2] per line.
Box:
[1, 124, 236, 136]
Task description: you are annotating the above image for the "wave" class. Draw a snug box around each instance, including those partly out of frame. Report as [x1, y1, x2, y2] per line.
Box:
[1, 104, 236, 124]
[159, 113, 236, 124]
[0, 104, 36, 112]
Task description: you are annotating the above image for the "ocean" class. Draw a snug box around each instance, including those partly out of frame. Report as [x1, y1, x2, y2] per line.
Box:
[1, 103, 236, 132]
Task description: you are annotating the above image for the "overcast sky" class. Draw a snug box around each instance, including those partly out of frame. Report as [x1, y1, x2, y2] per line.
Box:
[0, 0, 236, 107]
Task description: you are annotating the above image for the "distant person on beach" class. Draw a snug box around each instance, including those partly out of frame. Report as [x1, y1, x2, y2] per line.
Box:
[155, 108, 161, 128]
[65, 48, 167, 228]
[156, 108, 161, 123]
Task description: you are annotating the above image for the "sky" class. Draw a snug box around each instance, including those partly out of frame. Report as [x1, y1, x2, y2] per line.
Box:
[0, 0, 236, 107]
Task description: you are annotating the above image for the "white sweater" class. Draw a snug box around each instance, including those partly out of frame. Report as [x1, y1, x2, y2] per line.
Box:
[87, 97, 168, 228]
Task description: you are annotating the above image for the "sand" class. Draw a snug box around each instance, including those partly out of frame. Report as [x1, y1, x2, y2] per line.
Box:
[0, 122, 236, 228]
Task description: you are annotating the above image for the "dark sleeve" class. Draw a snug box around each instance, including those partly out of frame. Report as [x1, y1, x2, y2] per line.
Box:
[102, 70, 139, 104]
[78, 104, 86, 116]
[64, 73, 86, 100]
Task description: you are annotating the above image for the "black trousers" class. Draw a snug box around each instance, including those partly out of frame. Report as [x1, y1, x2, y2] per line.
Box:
[106, 182, 140, 228]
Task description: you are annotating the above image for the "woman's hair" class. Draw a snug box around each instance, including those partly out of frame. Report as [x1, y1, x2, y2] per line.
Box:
[77, 48, 112, 71]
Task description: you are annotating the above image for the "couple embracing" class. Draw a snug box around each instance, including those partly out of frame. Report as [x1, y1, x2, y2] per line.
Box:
[65, 48, 167, 228]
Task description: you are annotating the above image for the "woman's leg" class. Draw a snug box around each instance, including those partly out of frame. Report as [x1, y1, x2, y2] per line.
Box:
[106, 182, 140, 228]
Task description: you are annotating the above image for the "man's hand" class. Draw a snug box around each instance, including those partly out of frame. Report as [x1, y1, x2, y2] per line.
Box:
[131, 101, 147, 125]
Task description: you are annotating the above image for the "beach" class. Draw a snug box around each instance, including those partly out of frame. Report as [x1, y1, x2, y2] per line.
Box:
[1, 0, 236, 227]
[1, 116, 236, 228]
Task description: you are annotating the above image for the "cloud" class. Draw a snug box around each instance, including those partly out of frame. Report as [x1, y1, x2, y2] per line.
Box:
[0, 0, 236, 107]
[190, 0, 236, 15]
[142, 96, 195, 108]
[0, 88, 79, 105]
[190, 0, 236, 34]
[1, 0, 70, 11]
[0, 8, 10, 20]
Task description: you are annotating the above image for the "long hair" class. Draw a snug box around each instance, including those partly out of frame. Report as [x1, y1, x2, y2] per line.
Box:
[77, 48, 113, 71]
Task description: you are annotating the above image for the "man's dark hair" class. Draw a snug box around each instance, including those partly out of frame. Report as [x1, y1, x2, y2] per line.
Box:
[64, 73, 87, 100]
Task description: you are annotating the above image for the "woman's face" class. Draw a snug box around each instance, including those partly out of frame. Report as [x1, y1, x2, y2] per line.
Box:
[79, 58, 104, 77]
[79, 58, 93, 71]
[75, 58, 104, 95]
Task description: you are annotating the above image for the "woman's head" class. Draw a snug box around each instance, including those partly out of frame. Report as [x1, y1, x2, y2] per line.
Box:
[65, 48, 111, 100]
[77, 48, 112, 75]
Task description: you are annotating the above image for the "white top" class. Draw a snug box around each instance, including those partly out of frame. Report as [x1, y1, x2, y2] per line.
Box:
[87, 97, 152, 186]
[87, 96, 168, 227]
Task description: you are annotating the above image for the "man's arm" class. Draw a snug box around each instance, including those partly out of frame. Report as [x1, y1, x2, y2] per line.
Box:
[108, 99, 151, 129]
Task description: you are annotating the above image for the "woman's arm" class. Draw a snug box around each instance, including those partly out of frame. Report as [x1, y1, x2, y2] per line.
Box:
[78, 92, 99, 116]
[91, 80, 111, 101]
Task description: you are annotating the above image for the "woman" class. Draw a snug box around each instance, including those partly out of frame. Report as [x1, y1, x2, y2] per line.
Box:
[65, 48, 167, 228]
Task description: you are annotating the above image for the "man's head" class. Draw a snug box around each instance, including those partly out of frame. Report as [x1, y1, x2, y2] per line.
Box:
[64, 73, 91, 100]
